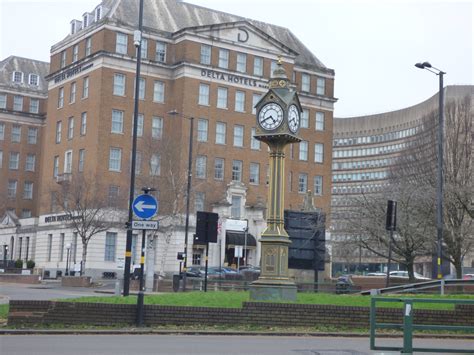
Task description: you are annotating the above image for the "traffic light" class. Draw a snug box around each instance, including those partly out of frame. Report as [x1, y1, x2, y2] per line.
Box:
[195, 211, 218, 244]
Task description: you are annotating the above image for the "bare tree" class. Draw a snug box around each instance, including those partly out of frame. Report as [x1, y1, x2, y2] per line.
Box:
[346, 182, 434, 282]
[391, 95, 473, 278]
[53, 173, 120, 275]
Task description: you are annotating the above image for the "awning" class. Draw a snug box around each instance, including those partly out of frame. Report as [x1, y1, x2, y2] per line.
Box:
[226, 231, 257, 248]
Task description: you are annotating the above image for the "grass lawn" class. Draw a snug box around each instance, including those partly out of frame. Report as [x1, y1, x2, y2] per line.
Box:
[65, 292, 474, 310]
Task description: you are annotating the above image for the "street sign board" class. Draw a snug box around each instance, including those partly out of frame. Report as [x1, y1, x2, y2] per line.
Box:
[132, 194, 158, 220]
[131, 220, 159, 230]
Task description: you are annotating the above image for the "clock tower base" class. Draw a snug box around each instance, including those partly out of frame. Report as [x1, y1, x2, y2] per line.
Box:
[250, 283, 297, 302]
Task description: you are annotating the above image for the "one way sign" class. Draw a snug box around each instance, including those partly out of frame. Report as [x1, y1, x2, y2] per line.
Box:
[132, 194, 158, 220]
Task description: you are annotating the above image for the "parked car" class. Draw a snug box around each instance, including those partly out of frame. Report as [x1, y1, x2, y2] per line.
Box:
[463, 274, 474, 280]
[366, 272, 386, 276]
[389, 271, 431, 280]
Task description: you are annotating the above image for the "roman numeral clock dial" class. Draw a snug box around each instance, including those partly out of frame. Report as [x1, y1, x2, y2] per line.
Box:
[288, 104, 300, 133]
[258, 103, 284, 131]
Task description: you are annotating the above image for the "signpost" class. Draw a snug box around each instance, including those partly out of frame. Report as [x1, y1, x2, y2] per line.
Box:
[132, 194, 158, 220]
[131, 220, 159, 230]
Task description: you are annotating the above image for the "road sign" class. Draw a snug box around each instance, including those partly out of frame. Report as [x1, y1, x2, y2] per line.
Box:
[132, 194, 158, 220]
[131, 220, 159, 230]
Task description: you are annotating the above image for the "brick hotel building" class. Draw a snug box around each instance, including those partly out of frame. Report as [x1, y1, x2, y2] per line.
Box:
[0, 0, 335, 280]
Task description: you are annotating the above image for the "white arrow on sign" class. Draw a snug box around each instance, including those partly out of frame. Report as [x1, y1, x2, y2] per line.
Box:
[134, 200, 157, 212]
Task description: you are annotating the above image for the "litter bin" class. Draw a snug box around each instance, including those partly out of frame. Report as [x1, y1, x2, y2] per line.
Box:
[335, 275, 353, 294]
[172, 274, 182, 292]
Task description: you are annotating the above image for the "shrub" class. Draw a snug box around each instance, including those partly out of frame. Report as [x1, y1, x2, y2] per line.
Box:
[26, 260, 35, 269]
[15, 259, 23, 268]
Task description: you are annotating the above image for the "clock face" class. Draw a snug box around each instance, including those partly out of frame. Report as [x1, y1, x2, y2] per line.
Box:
[258, 103, 284, 131]
[288, 104, 300, 133]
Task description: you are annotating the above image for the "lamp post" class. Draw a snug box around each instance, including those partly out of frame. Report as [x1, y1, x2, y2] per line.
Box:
[415, 61, 446, 279]
[123, 0, 144, 296]
[168, 110, 194, 292]
[65, 243, 71, 276]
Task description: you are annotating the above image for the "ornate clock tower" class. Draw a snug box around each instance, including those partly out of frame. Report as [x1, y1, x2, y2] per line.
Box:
[250, 58, 302, 301]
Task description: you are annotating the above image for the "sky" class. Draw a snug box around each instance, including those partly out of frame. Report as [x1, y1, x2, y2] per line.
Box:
[0, 0, 472, 117]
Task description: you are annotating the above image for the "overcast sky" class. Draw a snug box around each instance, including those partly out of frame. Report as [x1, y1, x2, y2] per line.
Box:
[0, 0, 472, 117]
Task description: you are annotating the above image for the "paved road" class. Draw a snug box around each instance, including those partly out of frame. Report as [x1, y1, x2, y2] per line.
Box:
[1, 335, 472, 355]
[0, 281, 116, 304]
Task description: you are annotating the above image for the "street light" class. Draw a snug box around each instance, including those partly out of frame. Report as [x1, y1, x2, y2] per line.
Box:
[415, 61, 446, 279]
[65, 243, 71, 276]
[168, 109, 194, 292]
[123, 0, 144, 296]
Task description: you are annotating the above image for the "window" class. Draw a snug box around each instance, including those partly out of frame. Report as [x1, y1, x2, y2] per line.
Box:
[21, 210, 31, 219]
[214, 158, 224, 180]
[301, 73, 310, 92]
[198, 83, 209, 105]
[314, 176, 323, 195]
[152, 117, 163, 139]
[315, 112, 325, 131]
[95, 5, 102, 21]
[12, 125, 21, 142]
[113, 73, 126, 96]
[271, 60, 278, 74]
[252, 93, 261, 114]
[27, 128, 37, 144]
[315, 143, 324, 163]
[136, 114, 144, 137]
[316, 78, 325, 95]
[0, 123, 4, 140]
[85, 37, 92, 56]
[150, 154, 161, 176]
[217, 87, 228, 109]
[29, 74, 39, 86]
[231, 195, 242, 218]
[301, 109, 309, 128]
[253, 56, 263, 76]
[57, 87, 64, 108]
[13, 71, 23, 83]
[78, 149, 85, 172]
[23, 182, 33, 199]
[68, 82, 76, 104]
[196, 155, 207, 179]
[55, 121, 62, 143]
[72, 44, 79, 62]
[298, 173, 308, 193]
[153, 80, 164, 102]
[64, 150, 72, 173]
[111, 110, 124, 133]
[82, 77, 89, 98]
[108, 185, 120, 205]
[60, 51, 66, 68]
[47, 234, 52, 262]
[83, 13, 89, 27]
[218, 48, 229, 68]
[136, 77, 145, 100]
[194, 192, 205, 213]
[80, 112, 87, 135]
[67, 117, 74, 139]
[197, 119, 208, 142]
[215, 122, 226, 144]
[299, 141, 308, 161]
[200, 44, 211, 64]
[140, 38, 148, 59]
[236, 53, 247, 72]
[232, 160, 242, 182]
[105, 232, 117, 261]
[249, 163, 260, 184]
[235, 91, 245, 112]
[251, 128, 260, 150]
[13, 95, 23, 111]
[0, 151, 2, 168]
[109, 148, 122, 171]
[8, 180, 17, 198]
[134, 151, 142, 175]
[9, 152, 19, 170]
[25, 154, 35, 171]
[233, 125, 244, 147]
[0, 94, 6, 109]
[155, 41, 166, 62]
[116, 33, 128, 54]
[53, 156, 59, 178]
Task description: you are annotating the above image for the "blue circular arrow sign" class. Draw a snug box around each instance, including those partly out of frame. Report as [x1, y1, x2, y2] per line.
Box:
[132, 194, 158, 220]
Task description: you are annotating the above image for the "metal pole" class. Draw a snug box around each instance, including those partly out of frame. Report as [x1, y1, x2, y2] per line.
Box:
[386, 228, 393, 288]
[244, 220, 248, 267]
[123, 0, 144, 296]
[204, 240, 209, 292]
[182, 116, 194, 291]
[136, 228, 146, 326]
[65, 248, 69, 276]
[436, 72, 444, 279]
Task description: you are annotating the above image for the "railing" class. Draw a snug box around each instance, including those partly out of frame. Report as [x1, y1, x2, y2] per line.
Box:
[361, 279, 474, 296]
[370, 297, 474, 353]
